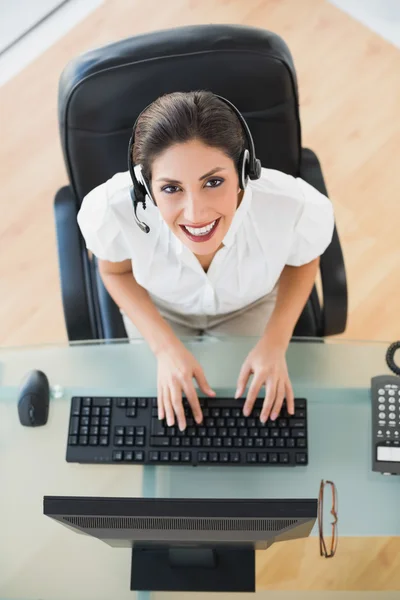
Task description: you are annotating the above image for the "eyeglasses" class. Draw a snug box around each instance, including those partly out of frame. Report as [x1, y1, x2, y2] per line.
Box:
[318, 479, 338, 558]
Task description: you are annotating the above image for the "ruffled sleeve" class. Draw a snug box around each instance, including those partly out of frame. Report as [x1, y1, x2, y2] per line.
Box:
[77, 181, 132, 262]
[286, 178, 335, 267]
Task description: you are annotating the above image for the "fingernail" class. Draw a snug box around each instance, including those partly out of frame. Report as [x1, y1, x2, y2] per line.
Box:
[260, 416, 266, 424]
[180, 425, 186, 432]
[271, 412, 277, 421]
[243, 409, 249, 417]
[235, 390, 239, 399]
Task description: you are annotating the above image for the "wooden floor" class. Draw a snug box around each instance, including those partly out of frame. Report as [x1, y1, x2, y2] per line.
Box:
[1, 0, 399, 591]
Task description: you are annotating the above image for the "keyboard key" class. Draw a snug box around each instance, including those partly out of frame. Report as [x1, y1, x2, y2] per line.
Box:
[268, 453, 278, 463]
[68, 435, 78, 445]
[138, 398, 147, 408]
[149, 451, 159, 461]
[292, 429, 305, 438]
[82, 397, 92, 407]
[171, 452, 180, 462]
[69, 417, 79, 435]
[151, 420, 165, 436]
[81, 416, 90, 426]
[152, 398, 158, 407]
[124, 451, 133, 461]
[166, 427, 176, 437]
[260, 429, 269, 437]
[279, 453, 289, 464]
[128, 399, 137, 408]
[112, 450, 123, 461]
[90, 426, 99, 436]
[296, 453, 307, 464]
[198, 428, 207, 437]
[281, 429, 290, 438]
[136, 427, 145, 437]
[192, 438, 202, 447]
[126, 408, 136, 418]
[220, 452, 229, 462]
[237, 418, 246, 427]
[258, 453, 268, 463]
[296, 439, 306, 448]
[181, 451, 191, 462]
[171, 437, 180, 446]
[296, 399, 306, 409]
[234, 438, 243, 447]
[134, 451, 144, 461]
[89, 435, 98, 445]
[71, 397, 81, 415]
[182, 438, 191, 447]
[227, 418, 235, 428]
[198, 452, 208, 463]
[246, 453, 257, 463]
[213, 438, 223, 447]
[93, 397, 111, 407]
[115, 426, 125, 436]
[203, 438, 212, 447]
[290, 419, 305, 428]
[102, 407, 111, 416]
[255, 438, 264, 448]
[217, 418, 225, 428]
[92, 407, 101, 417]
[117, 398, 127, 408]
[286, 439, 295, 448]
[250, 428, 259, 438]
[101, 416, 110, 426]
[276, 439, 285, 448]
[160, 451, 170, 462]
[271, 430, 280, 438]
[79, 426, 89, 436]
[125, 436, 134, 446]
[99, 436, 108, 445]
[115, 436, 124, 446]
[211, 408, 220, 417]
[278, 418, 288, 427]
[91, 417, 100, 426]
[208, 428, 217, 437]
[150, 437, 170, 446]
[78, 435, 88, 445]
[248, 418, 256, 428]
[265, 439, 275, 448]
[223, 438, 233, 447]
[82, 407, 90, 417]
[136, 437, 145, 446]
[232, 408, 241, 417]
[219, 428, 228, 437]
[210, 452, 219, 462]
[230, 452, 240, 463]
[244, 438, 254, 447]
[239, 428, 248, 437]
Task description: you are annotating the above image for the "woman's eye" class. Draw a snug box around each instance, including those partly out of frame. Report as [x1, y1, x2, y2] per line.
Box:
[205, 178, 223, 188]
[161, 185, 180, 194]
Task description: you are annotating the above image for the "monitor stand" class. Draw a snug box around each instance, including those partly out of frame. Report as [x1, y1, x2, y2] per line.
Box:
[130, 544, 255, 592]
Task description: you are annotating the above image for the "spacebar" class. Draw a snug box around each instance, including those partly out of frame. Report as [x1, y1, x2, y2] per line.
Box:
[197, 398, 263, 408]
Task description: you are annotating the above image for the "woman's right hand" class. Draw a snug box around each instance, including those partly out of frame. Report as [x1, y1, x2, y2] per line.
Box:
[157, 341, 216, 430]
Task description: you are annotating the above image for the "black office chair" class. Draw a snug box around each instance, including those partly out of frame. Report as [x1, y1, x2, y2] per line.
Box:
[54, 24, 347, 342]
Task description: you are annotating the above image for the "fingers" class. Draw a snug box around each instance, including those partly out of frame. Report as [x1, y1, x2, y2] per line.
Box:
[285, 379, 295, 415]
[243, 375, 263, 417]
[183, 379, 203, 425]
[270, 379, 286, 421]
[170, 381, 186, 431]
[162, 387, 175, 427]
[235, 362, 251, 399]
[157, 381, 165, 421]
[194, 366, 216, 398]
[260, 377, 278, 423]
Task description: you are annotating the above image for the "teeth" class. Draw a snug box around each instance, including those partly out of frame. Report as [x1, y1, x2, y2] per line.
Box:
[184, 220, 216, 236]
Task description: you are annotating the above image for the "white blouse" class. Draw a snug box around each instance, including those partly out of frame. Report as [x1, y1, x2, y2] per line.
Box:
[77, 167, 334, 316]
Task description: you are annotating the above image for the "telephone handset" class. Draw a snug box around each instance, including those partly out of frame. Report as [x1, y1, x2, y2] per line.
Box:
[371, 341, 400, 475]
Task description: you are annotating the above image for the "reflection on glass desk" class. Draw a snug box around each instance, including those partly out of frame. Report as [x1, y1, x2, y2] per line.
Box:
[0, 336, 399, 599]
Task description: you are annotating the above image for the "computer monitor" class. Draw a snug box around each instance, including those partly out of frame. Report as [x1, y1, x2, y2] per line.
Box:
[43, 496, 317, 593]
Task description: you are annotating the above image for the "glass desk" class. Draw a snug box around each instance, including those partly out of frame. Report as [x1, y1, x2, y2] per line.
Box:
[0, 336, 399, 599]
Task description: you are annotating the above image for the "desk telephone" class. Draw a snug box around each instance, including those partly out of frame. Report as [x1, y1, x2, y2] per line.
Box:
[371, 341, 400, 475]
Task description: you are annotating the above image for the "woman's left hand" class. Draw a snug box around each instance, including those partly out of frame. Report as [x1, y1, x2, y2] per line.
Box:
[235, 338, 295, 422]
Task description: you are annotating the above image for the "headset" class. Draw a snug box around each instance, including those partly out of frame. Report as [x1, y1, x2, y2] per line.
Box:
[127, 94, 262, 234]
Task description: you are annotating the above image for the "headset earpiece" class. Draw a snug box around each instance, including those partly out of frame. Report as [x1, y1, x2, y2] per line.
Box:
[238, 149, 250, 190]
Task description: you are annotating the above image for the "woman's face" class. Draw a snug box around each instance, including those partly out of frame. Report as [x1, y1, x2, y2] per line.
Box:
[150, 139, 241, 256]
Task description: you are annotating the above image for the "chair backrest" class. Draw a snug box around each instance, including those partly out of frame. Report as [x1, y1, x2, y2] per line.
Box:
[58, 24, 302, 205]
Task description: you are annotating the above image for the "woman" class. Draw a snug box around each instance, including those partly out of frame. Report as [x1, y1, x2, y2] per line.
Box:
[77, 90, 334, 431]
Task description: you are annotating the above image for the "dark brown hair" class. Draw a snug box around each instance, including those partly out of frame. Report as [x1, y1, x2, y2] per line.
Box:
[132, 90, 246, 181]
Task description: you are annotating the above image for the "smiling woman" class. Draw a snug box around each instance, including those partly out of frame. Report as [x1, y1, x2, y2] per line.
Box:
[77, 90, 334, 430]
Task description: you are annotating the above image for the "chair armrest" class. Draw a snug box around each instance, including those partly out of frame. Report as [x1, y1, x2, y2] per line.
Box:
[300, 148, 348, 336]
[54, 186, 98, 341]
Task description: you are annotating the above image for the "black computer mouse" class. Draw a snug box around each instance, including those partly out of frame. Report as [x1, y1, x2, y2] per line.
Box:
[18, 369, 50, 427]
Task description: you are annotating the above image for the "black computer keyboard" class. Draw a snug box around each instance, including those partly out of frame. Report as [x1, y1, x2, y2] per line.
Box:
[66, 396, 308, 466]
